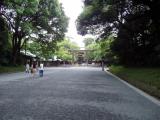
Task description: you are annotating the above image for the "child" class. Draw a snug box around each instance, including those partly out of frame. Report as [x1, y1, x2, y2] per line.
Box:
[39, 63, 44, 77]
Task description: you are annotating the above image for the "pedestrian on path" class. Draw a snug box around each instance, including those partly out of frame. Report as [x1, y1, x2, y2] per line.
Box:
[39, 62, 44, 77]
[31, 61, 37, 76]
[25, 62, 30, 73]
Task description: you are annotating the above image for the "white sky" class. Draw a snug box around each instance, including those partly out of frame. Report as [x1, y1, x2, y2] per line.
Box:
[59, 0, 86, 47]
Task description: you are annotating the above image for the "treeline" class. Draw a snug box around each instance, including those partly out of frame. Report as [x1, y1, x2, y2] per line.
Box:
[0, 0, 68, 65]
[77, 0, 160, 67]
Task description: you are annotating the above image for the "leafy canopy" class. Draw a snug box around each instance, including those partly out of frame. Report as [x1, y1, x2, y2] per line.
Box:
[1, 0, 68, 64]
[77, 0, 160, 66]
[56, 39, 80, 61]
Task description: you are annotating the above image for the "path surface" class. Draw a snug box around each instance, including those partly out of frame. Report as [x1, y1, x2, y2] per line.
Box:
[0, 67, 160, 120]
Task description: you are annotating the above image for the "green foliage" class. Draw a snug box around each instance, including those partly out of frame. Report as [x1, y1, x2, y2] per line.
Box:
[56, 39, 79, 61]
[1, 0, 68, 65]
[100, 36, 117, 64]
[80, 5, 95, 20]
[84, 38, 102, 61]
[86, 43, 102, 61]
[26, 40, 56, 59]
[77, 0, 117, 36]
[0, 65, 24, 73]
[83, 38, 94, 47]
[77, 0, 160, 66]
[83, 36, 115, 63]
[0, 17, 11, 65]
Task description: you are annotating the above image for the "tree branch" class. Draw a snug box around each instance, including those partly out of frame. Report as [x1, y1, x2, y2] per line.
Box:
[0, 12, 15, 29]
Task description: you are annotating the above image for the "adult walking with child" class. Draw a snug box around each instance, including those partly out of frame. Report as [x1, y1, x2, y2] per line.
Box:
[31, 61, 37, 76]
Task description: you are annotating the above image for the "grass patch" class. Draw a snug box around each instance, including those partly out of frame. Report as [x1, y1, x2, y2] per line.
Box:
[109, 65, 160, 99]
[0, 65, 25, 74]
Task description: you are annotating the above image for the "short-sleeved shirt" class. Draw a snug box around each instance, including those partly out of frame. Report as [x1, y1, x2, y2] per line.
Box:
[39, 64, 44, 70]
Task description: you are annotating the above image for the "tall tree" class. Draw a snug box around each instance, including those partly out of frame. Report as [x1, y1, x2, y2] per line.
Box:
[0, 0, 68, 64]
[0, 17, 11, 65]
[56, 39, 80, 61]
[77, 0, 160, 66]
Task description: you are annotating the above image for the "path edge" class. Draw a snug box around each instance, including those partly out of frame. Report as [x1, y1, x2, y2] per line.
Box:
[105, 69, 160, 107]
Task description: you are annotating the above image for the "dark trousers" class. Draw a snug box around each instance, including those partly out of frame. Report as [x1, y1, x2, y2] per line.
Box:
[39, 70, 43, 77]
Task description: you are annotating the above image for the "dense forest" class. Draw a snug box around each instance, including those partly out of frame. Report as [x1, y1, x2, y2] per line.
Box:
[77, 0, 160, 67]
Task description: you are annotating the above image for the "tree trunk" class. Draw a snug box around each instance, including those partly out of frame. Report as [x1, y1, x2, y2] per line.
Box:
[11, 33, 22, 65]
[11, 34, 16, 65]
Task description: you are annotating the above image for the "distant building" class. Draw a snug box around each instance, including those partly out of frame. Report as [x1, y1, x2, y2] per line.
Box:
[20, 50, 39, 65]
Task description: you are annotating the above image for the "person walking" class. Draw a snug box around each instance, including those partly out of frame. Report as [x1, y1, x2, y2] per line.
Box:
[31, 61, 37, 76]
[25, 62, 30, 73]
[39, 62, 44, 77]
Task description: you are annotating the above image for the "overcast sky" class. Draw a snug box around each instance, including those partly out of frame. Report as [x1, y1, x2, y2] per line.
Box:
[59, 0, 85, 47]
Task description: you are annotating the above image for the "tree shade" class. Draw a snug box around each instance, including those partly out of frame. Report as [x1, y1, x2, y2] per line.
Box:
[0, 0, 68, 65]
[77, 0, 160, 66]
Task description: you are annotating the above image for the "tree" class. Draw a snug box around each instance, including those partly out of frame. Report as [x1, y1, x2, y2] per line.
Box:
[84, 38, 102, 61]
[110, 0, 160, 66]
[83, 37, 94, 47]
[84, 36, 114, 62]
[86, 43, 101, 61]
[99, 36, 116, 65]
[0, 0, 68, 64]
[26, 40, 56, 60]
[77, 0, 160, 66]
[0, 17, 11, 65]
[76, 0, 119, 38]
[56, 39, 80, 61]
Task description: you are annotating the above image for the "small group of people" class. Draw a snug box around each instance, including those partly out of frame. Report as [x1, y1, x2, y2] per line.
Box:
[25, 61, 44, 77]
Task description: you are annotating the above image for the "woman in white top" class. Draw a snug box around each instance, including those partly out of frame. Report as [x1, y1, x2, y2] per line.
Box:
[25, 63, 30, 73]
